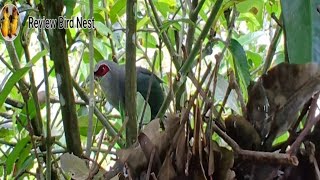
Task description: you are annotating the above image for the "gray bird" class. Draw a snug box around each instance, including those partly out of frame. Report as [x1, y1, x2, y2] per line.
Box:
[94, 60, 164, 119]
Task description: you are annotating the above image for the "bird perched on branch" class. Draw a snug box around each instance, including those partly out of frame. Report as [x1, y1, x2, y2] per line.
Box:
[94, 60, 164, 120]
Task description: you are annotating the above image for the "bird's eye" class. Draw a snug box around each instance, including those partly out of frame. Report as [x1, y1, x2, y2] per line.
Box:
[94, 64, 110, 77]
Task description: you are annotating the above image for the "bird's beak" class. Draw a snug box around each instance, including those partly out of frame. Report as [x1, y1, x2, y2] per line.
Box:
[94, 75, 100, 81]
[85, 74, 99, 85]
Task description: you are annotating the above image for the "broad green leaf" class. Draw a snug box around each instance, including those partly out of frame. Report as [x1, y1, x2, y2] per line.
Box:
[19, 98, 37, 129]
[246, 51, 263, 69]
[154, 1, 171, 18]
[95, 21, 112, 37]
[236, 0, 264, 27]
[139, 33, 158, 48]
[0, 49, 47, 108]
[13, 33, 23, 59]
[30, 49, 48, 65]
[93, 37, 108, 60]
[16, 143, 32, 171]
[273, 131, 289, 145]
[237, 31, 264, 46]
[0, 67, 30, 108]
[137, 16, 150, 30]
[265, 0, 281, 17]
[238, 13, 261, 31]
[229, 39, 251, 87]
[228, 39, 251, 100]
[93, 12, 105, 22]
[109, 0, 126, 23]
[82, 51, 90, 64]
[64, 0, 76, 18]
[0, 128, 12, 139]
[281, 0, 320, 63]
[6, 136, 30, 175]
[14, 155, 34, 178]
[78, 115, 103, 136]
[136, 92, 151, 125]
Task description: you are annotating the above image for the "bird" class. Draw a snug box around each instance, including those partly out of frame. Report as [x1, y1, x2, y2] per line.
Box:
[94, 60, 165, 120]
[1, 6, 10, 38]
[9, 7, 19, 37]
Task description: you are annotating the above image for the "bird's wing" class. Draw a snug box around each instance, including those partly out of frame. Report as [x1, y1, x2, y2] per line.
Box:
[137, 67, 163, 83]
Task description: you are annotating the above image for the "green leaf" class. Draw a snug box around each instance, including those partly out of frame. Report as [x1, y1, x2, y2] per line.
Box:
[6, 136, 30, 175]
[281, 0, 320, 63]
[64, 0, 77, 18]
[30, 49, 48, 65]
[109, 0, 126, 23]
[154, 2, 171, 18]
[13, 33, 23, 59]
[137, 16, 150, 30]
[78, 115, 103, 136]
[161, 19, 195, 33]
[19, 98, 37, 128]
[16, 143, 32, 171]
[246, 51, 263, 69]
[229, 39, 251, 87]
[0, 128, 12, 139]
[236, 0, 264, 27]
[14, 155, 35, 178]
[95, 21, 112, 37]
[136, 92, 151, 125]
[93, 37, 109, 60]
[0, 67, 30, 108]
[139, 33, 158, 48]
[273, 131, 289, 145]
[228, 39, 251, 100]
[237, 31, 264, 46]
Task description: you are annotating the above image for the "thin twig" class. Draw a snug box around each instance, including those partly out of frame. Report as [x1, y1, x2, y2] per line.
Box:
[211, 122, 298, 166]
[139, 51, 157, 129]
[146, 148, 156, 180]
[288, 93, 320, 155]
[262, 14, 283, 74]
[40, 29, 52, 179]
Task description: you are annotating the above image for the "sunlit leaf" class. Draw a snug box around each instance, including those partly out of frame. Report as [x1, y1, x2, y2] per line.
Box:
[0, 68, 30, 108]
[0, 49, 47, 108]
[16, 143, 32, 172]
[14, 155, 34, 178]
[236, 0, 264, 27]
[6, 136, 30, 175]
[95, 21, 112, 37]
[109, 0, 126, 23]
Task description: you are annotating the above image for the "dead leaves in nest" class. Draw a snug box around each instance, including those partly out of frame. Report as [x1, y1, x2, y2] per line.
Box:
[114, 114, 235, 180]
[247, 62, 320, 149]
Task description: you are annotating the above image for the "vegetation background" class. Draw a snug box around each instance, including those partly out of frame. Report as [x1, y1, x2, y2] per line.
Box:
[0, 0, 319, 179]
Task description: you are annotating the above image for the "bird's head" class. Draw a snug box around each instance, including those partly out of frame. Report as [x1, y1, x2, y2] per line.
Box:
[94, 61, 111, 81]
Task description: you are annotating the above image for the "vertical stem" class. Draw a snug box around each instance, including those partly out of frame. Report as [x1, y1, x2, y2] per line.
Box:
[44, 0, 82, 156]
[125, 0, 138, 146]
[86, 0, 95, 157]
[42, 43, 52, 180]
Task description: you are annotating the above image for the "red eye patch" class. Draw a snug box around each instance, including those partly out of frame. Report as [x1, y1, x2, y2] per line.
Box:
[94, 64, 110, 77]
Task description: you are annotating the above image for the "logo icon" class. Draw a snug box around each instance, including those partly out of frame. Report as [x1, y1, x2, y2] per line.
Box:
[0, 4, 20, 41]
